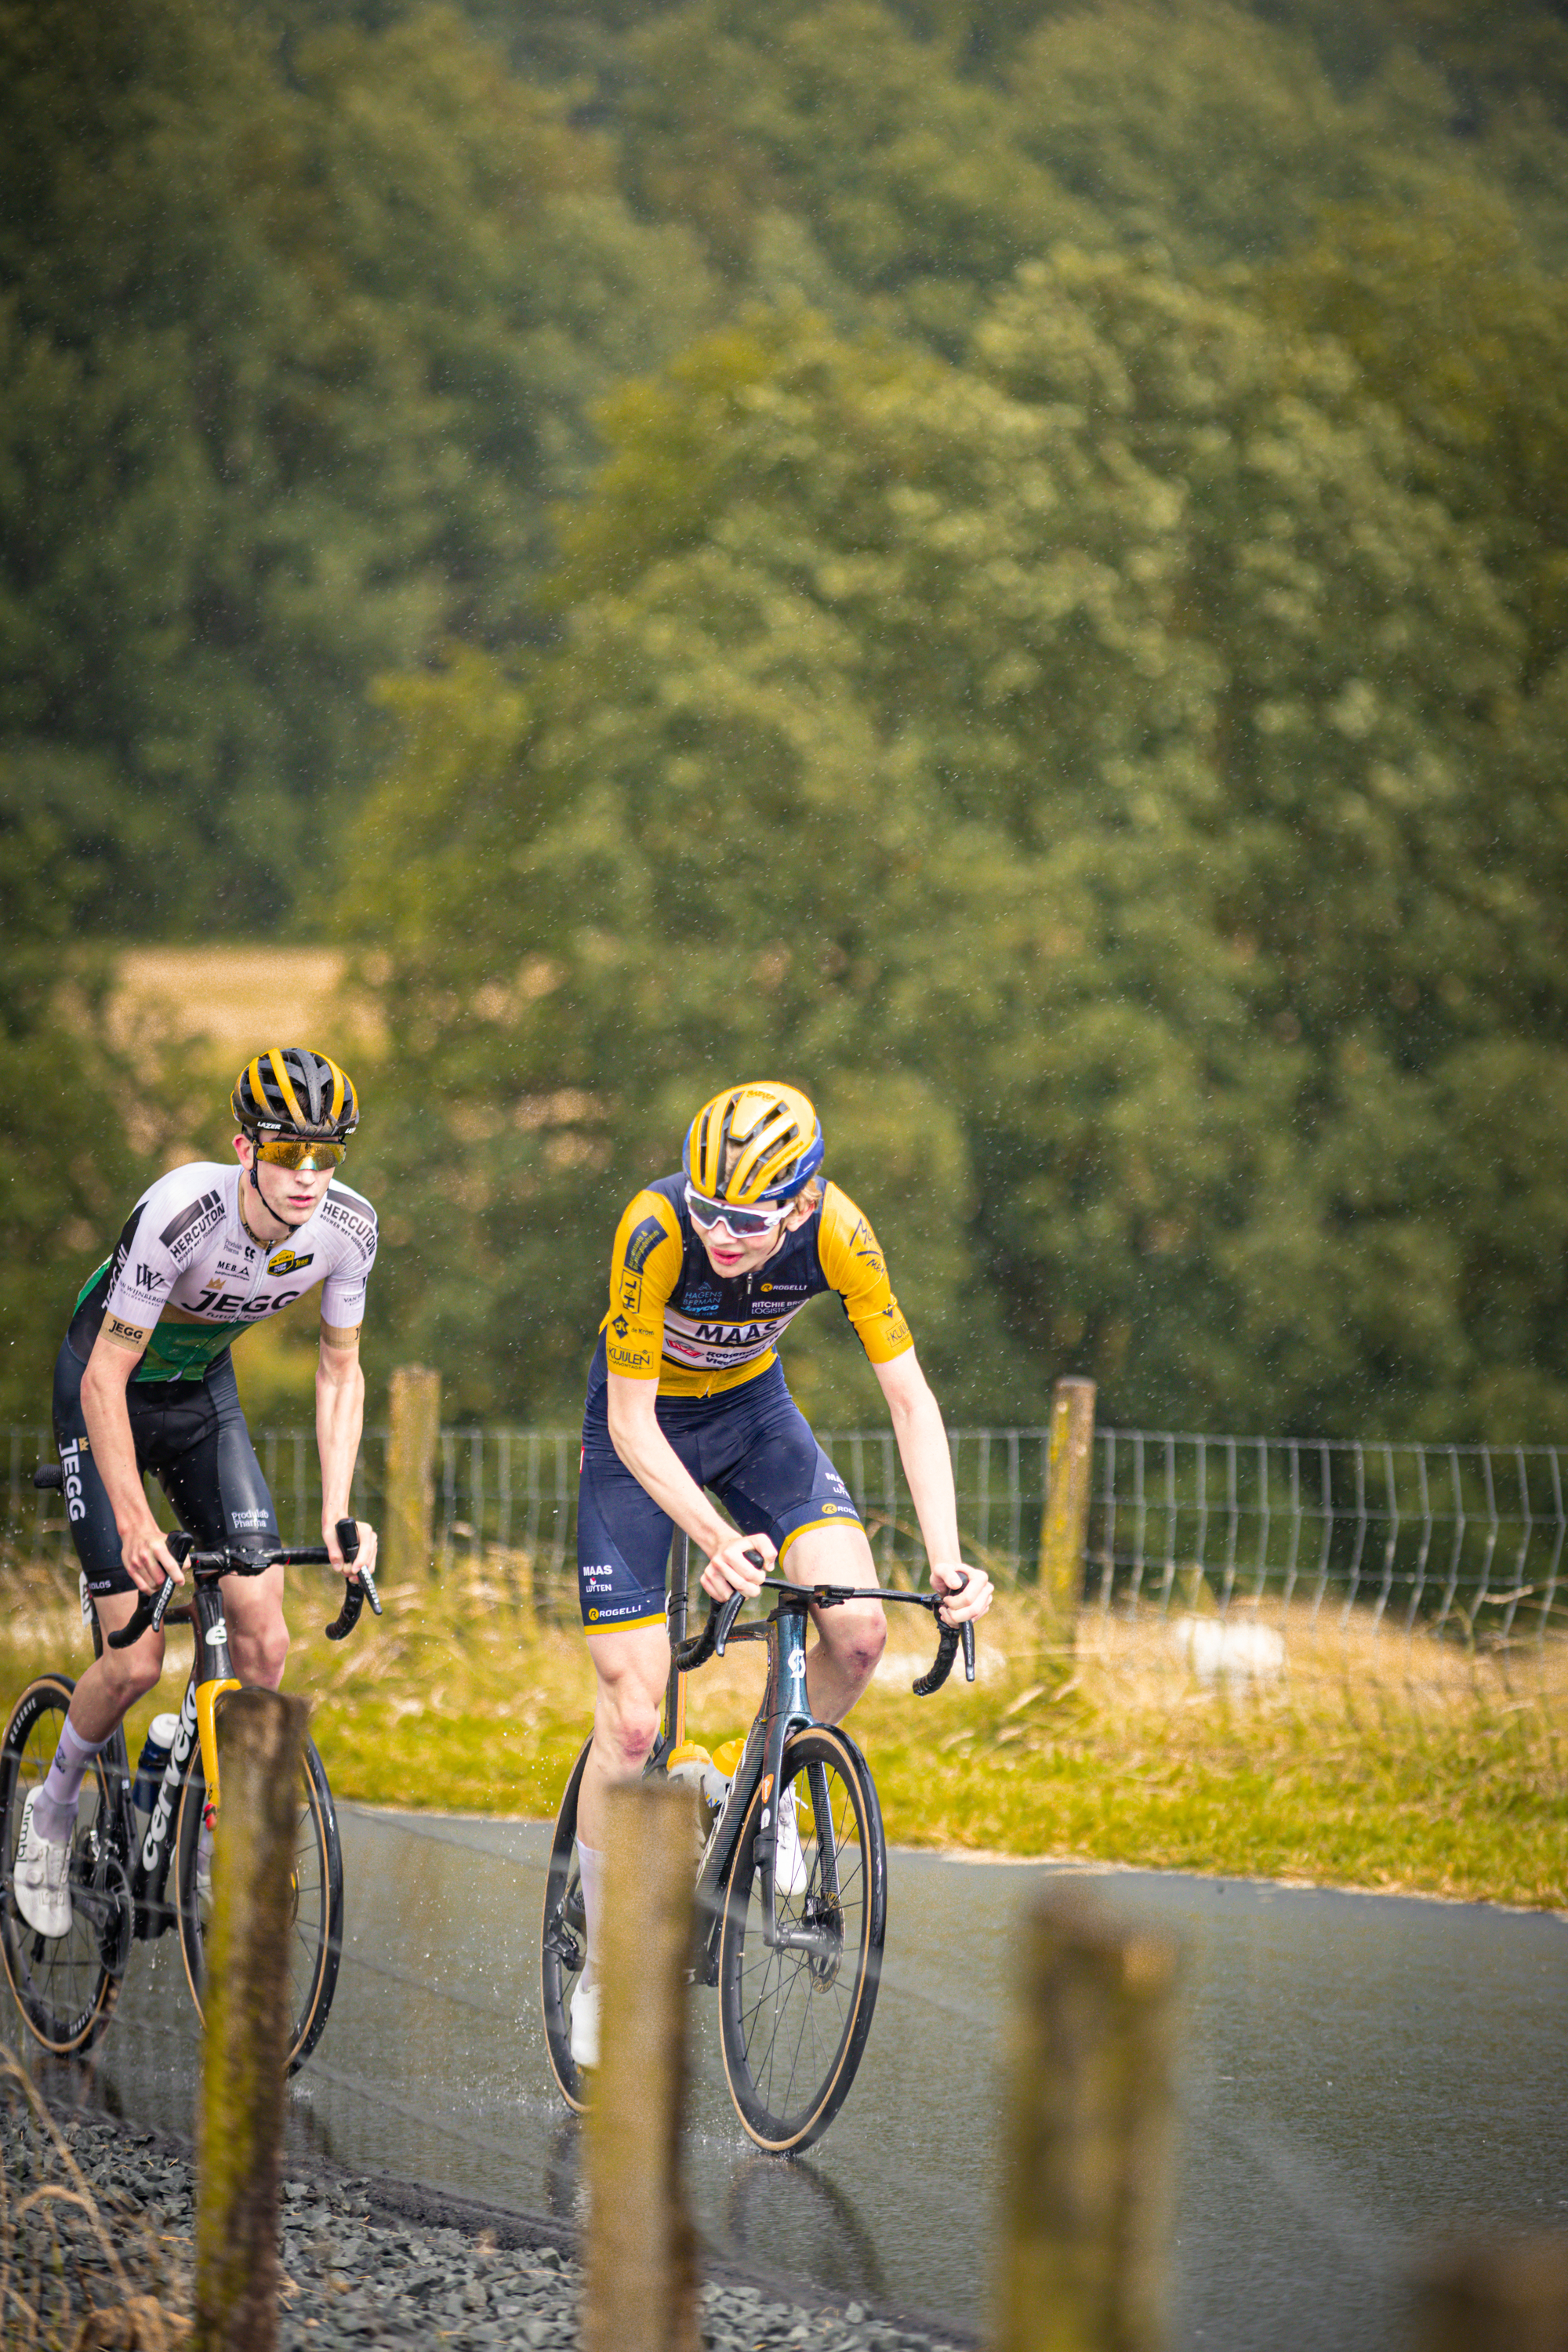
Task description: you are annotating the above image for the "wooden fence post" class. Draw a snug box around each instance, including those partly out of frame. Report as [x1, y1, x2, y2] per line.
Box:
[1037, 1377, 1096, 1647]
[193, 1687, 310, 2352]
[384, 1364, 441, 1579]
[583, 1783, 700, 2352]
[1417, 2238, 1568, 2351]
[996, 1883, 1178, 2352]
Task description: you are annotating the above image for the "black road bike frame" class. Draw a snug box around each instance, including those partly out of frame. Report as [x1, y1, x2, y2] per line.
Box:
[27, 1465, 378, 1950]
[650, 1540, 974, 1983]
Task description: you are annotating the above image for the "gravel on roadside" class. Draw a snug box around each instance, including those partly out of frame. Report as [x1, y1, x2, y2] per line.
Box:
[3, 2096, 972, 2352]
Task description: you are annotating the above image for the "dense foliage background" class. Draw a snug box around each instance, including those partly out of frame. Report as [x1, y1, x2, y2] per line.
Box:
[6, 0, 1568, 1435]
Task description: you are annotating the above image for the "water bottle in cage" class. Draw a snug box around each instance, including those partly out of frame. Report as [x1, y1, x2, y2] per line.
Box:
[131, 1713, 182, 1815]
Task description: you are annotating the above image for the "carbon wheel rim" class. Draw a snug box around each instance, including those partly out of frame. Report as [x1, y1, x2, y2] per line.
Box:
[718, 1726, 884, 2153]
[540, 1739, 592, 2114]
[176, 1729, 341, 2071]
[0, 1679, 121, 2057]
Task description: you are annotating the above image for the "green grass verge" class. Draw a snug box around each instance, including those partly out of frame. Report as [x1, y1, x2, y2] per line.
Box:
[2, 1581, 1562, 1911]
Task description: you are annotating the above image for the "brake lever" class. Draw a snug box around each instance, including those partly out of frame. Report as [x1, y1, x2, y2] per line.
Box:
[713, 1590, 747, 1657]
[325, 1519, 380, 1640]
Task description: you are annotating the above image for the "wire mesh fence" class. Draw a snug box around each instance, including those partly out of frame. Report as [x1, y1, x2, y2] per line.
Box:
[6, 1421, 1566, 1655]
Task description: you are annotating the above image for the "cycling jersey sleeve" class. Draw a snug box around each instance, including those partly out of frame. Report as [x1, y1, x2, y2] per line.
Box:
[602, 1189, 683, 1379]
[816, 1185, 913, 1365]
[318, 1183, 379, 1328]
[97, 1193, 189, 1335]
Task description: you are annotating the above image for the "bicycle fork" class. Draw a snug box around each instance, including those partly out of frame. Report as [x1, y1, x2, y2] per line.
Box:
[700, 1599, 841, 1966]
[191, 1583, 241, 1815]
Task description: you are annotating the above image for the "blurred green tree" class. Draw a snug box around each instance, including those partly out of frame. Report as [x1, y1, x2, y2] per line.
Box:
[0, 0, 713, 929]
[344, 260, 1568, 1438]
[0, 775, 146, 1423]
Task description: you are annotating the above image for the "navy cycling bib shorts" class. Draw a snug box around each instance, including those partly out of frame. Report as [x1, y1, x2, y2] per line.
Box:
[576, 1357, 862, 1632]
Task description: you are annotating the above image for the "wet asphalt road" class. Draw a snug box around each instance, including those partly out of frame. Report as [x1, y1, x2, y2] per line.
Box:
[13, 1809, 1566, 2350]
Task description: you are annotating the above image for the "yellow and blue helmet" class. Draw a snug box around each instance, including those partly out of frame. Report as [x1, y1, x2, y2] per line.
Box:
[684, 1083, 824, 1207]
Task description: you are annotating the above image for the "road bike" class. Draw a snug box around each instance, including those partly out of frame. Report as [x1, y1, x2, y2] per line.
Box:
[0, 1465, 379, 2073]
[540, 1548, 975, 2154]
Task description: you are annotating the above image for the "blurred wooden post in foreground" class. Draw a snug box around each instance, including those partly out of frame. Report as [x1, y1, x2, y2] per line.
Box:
[193, 1688, 310, 2352]
[385, 1363, 441, 1578]
[1417, 2238, 1568, 2351]
[997, 1884, 1178, 2352]
[1037, 1377, 1096, 1647]
[583, 1784, 699, 2352]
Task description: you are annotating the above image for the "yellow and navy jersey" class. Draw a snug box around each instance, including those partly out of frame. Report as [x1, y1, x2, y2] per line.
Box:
[600, 1174, 913, 1398]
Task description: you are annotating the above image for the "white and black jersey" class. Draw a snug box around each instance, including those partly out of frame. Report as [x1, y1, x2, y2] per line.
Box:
[67, 1162, 377, 1382]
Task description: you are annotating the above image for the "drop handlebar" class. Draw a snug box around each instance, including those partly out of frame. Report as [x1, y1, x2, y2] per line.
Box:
[670, 1555, 976, 1695]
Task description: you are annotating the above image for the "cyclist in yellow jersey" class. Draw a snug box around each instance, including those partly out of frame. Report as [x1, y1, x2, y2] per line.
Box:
[568, 1082, 993, 2063]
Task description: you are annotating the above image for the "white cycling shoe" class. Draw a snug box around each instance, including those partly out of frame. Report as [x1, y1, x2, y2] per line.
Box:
[774, 1781, 811, 1899]
[570, 1976, 601, 2070]
[13, 1791, 73, 1939]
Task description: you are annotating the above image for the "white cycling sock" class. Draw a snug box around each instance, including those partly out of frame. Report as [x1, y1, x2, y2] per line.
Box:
[575, 1838, 604, 1987]
[32, 1719, 109, 1846]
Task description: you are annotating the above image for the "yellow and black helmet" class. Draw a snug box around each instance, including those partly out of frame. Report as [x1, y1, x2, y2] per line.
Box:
[684, 1083, 824, 1207]
[232, 1047, 359, 1142]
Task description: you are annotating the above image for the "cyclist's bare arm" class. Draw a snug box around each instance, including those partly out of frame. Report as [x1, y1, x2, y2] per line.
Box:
[79, 1323, 184, 1592]
[317, 1323, 377, 1581]
[873, 1348, 993, 1624]
[604, 1372, 771, 1602]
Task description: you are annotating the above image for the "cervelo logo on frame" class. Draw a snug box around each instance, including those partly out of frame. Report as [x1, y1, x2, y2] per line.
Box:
[143, 1685, 198, 1871]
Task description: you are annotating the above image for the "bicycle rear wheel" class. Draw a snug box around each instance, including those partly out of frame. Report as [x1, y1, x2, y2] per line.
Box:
[0, 1677, 125, 2058]
[718, 1724, 886, 2154]
[539, 1737, 592, 2113]
[174, 1706, 343, 2073]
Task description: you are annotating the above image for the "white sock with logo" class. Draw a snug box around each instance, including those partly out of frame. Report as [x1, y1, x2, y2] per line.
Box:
[32, 1719, 109, 1846]
[575, 1838, 604, 1988]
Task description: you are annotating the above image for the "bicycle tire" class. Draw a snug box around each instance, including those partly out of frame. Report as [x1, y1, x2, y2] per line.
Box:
[0, 1676, 125, 2059]
[718, 1723, 886, 2154]
[174, 1702, 343, 2074]
[539, 1736, 593, 2114]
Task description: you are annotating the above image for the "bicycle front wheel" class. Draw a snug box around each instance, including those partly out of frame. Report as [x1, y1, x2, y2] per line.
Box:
[0, 1676, 123, 2058]
[718, 1724, 887, 2154]
[539, 1737, 592, 2114]
[174, 1710, 343, 2074]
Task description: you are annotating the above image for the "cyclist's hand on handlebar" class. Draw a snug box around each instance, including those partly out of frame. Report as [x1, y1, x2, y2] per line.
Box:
[699, 1533, 774, 1604]
[930, 1561, 992, 1625]
[118, 1515, 185, 1595]
[326, 1516, 377, 1581]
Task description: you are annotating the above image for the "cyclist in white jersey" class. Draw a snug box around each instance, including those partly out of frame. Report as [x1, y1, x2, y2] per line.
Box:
[14, 1047, 379, 1939]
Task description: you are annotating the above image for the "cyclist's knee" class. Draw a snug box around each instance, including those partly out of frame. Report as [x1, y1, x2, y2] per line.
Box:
[824, 1601, 887, 1679]
[604, 1695, 659, 1775]
[96, 1632, 165, 1712]
[230, 1618, 289, 1688]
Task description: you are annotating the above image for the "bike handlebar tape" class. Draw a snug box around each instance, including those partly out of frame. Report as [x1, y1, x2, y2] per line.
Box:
[31, 1465, 62, 1491]
[913, 1622, 960, 1697]
[962, 1621, 976, 1682]
[107, 1573, 177, 1652]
